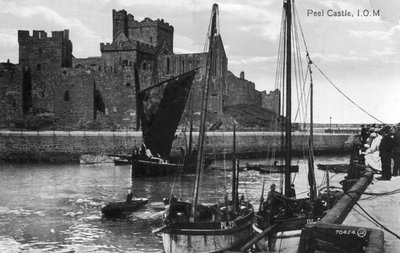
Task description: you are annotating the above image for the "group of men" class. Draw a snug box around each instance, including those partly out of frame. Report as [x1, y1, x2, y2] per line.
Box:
[360, 124, 400, 180]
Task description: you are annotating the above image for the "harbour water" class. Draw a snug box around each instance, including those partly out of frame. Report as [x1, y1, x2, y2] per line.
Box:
[0, 155, 363, 252]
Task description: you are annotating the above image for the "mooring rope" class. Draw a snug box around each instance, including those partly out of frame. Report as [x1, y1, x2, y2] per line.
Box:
[355, 202, 400, 240]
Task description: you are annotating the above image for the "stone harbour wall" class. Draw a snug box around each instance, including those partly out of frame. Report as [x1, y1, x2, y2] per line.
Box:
[0, 131, 355, 163]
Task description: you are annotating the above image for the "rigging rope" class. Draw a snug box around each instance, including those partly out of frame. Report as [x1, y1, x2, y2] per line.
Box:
[355, 202, 400, 240]
[312, 63, 385, 124]
[294, 4, 385, 124]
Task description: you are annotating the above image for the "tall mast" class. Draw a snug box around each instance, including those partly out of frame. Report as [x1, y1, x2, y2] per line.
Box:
[284, 0, 292, 197]
[308, 56, 316, 201]
[232, 120, 237, 212]
[192, 3, 218, 217]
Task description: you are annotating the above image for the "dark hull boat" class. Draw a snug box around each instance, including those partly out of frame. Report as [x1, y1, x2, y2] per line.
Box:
[101, 198, 148, 216]
[132, 155, 213, 176]
[246, 163, 299, 174]
[317, 163, 349, 173]
[132, 68, 211, 176]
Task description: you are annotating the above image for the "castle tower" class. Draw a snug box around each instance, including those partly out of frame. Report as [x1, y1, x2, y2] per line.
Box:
[127, 17, 174, 54]
[112, 9, 128, 40]
[18, 29, 73, 71]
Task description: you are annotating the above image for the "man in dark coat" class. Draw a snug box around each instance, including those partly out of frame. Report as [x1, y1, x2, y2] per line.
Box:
[392, 126, 400, 176]
[378, 126, 395, 180]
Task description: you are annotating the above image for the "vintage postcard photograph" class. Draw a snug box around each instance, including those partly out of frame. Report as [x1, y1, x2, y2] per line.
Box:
[0, 0, 399, 252]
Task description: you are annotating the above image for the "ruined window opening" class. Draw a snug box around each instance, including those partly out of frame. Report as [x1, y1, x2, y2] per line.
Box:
[123, 60, 128, 66]
[64, 90, 70, 101]
[166, 57, 170, 74]
[36, 64, 41, 71]
[142, 62, 146, 70]
[182, 60, 185, 72]
[39, 48, 43, 54]
[149, 36, 153, 43]
[63, 70, 67, 74]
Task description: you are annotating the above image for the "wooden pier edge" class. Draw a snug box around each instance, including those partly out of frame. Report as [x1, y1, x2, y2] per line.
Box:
[297, 167, 385, 253]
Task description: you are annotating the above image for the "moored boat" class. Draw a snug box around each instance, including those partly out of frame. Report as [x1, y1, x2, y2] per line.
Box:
[317, 163, 349, 173]
[101, 198, 148, 216]
[159, 4, 254, 252]
[246, 162, 299, 173]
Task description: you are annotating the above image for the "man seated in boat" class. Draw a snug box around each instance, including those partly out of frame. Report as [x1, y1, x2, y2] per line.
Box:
[126, 190, 133, 202]
[163, 195, 190, 224]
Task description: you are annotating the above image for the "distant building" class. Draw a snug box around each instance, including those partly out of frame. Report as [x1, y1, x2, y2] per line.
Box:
[0, 9, 280, 130]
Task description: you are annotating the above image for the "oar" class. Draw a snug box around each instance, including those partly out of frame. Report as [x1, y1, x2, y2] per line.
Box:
[240, 224, 279, 251]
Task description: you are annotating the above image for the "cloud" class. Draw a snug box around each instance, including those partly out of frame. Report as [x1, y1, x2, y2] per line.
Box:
[369, 0, 400, 25]
[229, 56, 276, 65]
[0, 29, 17, 47]
[0, 2, 101, 41]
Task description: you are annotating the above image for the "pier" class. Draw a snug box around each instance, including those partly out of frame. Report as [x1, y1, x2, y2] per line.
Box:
[0, 130, 355, 163]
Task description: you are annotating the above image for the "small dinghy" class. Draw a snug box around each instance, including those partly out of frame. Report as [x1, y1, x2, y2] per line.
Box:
[101, 198, 148, 216]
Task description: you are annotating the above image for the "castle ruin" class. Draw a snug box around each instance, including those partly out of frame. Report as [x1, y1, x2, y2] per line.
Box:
[0, 9, 280, 130]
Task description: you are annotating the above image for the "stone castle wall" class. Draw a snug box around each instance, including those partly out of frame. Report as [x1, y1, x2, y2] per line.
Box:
[0, 63, 23, 122]
[18, 30, 72, 71]
[224, 71, 261, 107]
[0, 131, 353, 162]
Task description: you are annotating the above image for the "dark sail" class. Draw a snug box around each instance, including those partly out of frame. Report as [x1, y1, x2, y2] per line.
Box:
[138, 69, 198, 159]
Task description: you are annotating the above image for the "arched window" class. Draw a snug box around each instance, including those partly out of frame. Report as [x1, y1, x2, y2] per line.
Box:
[142, 62, 147, 70]
[63, 90, 70, 101]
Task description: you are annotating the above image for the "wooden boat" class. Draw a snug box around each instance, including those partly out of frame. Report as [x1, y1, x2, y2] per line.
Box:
[246, 163, 299, 173]
[131, 67, 214, 176]
[317, 163, 349, 173]
[248, 1, 339, 251]
[101, 198, 148, 216]
[160, 5, 254, 252]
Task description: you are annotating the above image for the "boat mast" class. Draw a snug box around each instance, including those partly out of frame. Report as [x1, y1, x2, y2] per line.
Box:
[284, 0, 292, 197]
[192, 3, 218, 217]
[188, 91, 194, 156]
[232, 120, 238, 212]
[308, 56, 317, 201]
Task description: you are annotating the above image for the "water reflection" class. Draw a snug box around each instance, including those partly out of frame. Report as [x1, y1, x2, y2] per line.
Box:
[0, 155, 348, 252]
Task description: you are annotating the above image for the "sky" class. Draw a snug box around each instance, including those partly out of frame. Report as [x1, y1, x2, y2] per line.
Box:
[0, 0, 400, 124]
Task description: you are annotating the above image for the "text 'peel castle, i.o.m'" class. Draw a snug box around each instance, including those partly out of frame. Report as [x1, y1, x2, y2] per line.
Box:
[0, 9, 280, 131]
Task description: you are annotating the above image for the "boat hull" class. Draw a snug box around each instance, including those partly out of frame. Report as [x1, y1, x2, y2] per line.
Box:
[101, 199, 148, 216]
[246, 163, 299, 174]
[132, 157, 213, 176]
[162, 219, 253, 253]
[316, 163, 349, 173]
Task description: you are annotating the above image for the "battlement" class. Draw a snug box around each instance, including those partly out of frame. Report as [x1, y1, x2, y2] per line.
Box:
[18, 30, 69, 42]
[100, 41, 155, 54]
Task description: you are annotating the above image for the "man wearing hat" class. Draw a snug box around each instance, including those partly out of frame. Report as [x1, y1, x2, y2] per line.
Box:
[392, 126, 400, 176]
[378, 126, 395, 180]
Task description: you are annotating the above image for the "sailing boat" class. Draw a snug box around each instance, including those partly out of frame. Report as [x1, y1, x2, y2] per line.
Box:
[159, 4, 254, 252]
[131, 65, 212, 176]
[250, 0, 335, 250]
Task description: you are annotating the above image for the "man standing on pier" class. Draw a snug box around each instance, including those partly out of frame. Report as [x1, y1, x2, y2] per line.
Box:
[392, 125, 400, 176]
[378, 126, 395, 180]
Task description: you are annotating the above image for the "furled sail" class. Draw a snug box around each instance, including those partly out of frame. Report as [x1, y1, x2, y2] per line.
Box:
[138, 69, 198, 159]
